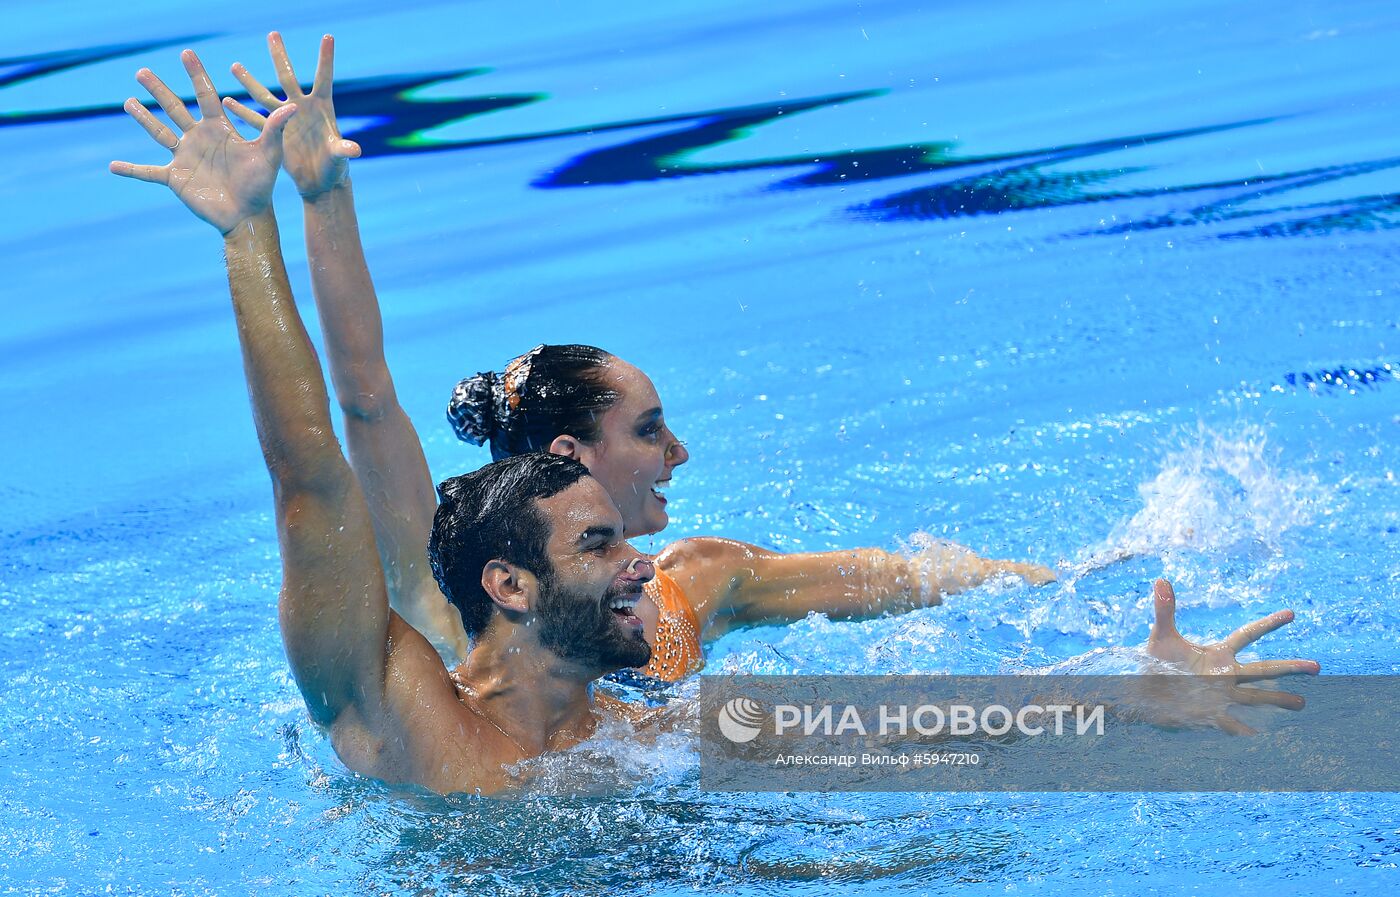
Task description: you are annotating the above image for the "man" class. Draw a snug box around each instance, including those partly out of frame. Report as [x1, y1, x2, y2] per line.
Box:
[109, 44, 1318, 796]
[110, 48, 660, 796]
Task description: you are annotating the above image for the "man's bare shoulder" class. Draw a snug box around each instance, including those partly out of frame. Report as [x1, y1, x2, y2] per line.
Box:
[327, 615, 521, 794]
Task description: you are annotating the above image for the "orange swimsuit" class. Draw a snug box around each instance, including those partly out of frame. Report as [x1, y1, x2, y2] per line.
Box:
[637, 569, 705, 681]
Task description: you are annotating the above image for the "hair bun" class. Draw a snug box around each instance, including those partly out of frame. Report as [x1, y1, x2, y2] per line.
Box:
[447, 371, 502, 445]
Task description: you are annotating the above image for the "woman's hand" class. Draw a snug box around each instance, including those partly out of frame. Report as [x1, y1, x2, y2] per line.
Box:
[912, 539, 1056, 596]
[110, 49, 296, 233]
[224, 33, 361, 199]
[987, 558, 1057, 586]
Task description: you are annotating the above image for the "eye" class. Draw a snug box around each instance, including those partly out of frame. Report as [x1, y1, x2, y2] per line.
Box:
[639, 420, 662, 440]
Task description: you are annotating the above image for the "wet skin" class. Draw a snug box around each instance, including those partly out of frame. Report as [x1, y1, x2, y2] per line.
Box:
[553, 359, 689, 540]
[532, 482, 655, 671]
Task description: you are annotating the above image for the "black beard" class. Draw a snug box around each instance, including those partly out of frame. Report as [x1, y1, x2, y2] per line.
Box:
[536, 577, 652, 671]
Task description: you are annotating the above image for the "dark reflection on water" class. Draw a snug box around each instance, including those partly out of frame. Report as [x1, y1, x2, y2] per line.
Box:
[853, 148, 1400, 239]
[0, 39, 541, 157]
[0, 35, 216, 90]
[9, 38, 1392, 244]
[1280, 361, 1397, 394]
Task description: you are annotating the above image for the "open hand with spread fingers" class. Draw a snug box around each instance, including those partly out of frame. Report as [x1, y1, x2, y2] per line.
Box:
[109, 49, 296, 233]
[224, 33, 361, 199]
[1144, 578, 1320, 734]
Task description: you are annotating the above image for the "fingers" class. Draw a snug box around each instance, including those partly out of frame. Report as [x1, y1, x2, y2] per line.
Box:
[255, 103, 298, 152]
[1151, 578, 1180, 639]
[109, 160, 167, 184]
[311, 34, 335, 97]
[1027, 563, 1057, 585]
[1213, 711, 1258, 737]
[267, 31, 303, 99]
[222, 96, 267, 129]
[230, 62, 284, 111]
[1001, 561, 1057, 585]
[336, 138, 363, 160]
[123, 98, 180, 150]
[1229, 684, 1305, 711]
[136, 67, 196, 132]
[1223, 609, 1294, 653]
[180, 49, 224, 121]
[1236, 659, 1321, 682]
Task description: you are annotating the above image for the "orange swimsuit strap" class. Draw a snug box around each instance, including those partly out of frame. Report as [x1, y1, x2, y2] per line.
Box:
[637, 569, 705, 682]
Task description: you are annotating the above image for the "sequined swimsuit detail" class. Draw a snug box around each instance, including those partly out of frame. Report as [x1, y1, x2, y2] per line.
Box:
[637, 570, 705, 681]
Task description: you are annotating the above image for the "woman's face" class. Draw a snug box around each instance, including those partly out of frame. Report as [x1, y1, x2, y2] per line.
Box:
[568, 360, 688, 538]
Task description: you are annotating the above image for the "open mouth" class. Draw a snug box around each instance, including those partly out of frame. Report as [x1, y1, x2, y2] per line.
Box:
[650, 478, 670, 505]
[608, 591, 644, 628]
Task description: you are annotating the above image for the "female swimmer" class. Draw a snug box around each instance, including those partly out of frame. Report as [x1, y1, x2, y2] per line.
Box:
[223, 34, 1054, 678]
[443, 344, 1053, 679]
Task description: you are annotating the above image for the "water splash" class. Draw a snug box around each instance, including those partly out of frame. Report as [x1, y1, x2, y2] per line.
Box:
[934, 424, 1330, 650]
[508, 696, 700, 797]
[1084, 423, 1325, 569]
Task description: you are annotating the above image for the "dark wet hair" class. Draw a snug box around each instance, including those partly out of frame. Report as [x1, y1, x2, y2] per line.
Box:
[447, 344, 620, 460]
[428, 452, 591, 639]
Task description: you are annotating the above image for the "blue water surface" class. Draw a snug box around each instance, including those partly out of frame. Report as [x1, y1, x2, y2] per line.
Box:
[2, 0, 1398, 894]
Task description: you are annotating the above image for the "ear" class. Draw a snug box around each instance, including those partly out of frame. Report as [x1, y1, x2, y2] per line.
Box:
[480, 559, 537, 614]
[548, 434, 581, 459]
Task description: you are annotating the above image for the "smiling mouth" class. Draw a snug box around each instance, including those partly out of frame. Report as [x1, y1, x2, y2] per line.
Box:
[608, 591, 644, 628]
[650, 479, 671, 504]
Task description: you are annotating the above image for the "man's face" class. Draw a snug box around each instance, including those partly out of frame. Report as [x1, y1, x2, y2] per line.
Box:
[532, 479, 653, 672]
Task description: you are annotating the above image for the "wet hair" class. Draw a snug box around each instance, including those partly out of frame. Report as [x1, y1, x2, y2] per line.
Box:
[447, 344, 620, 460]
[428, 452, 591, 639]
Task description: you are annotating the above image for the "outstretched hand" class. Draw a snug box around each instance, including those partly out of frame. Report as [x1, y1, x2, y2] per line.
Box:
[110, 50, 296, 233]
[225, 33, 361, 198]
[913, 540, 1057, 595]
[993, 559, 1058, 587]
[1144, 578, 1320, 734]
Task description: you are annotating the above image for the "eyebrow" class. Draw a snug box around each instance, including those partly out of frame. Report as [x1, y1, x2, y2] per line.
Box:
[577, 524, 617, 546]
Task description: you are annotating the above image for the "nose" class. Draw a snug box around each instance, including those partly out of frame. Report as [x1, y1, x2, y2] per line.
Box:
[621, 553, 656, 584]
[666, 435, 689, 467]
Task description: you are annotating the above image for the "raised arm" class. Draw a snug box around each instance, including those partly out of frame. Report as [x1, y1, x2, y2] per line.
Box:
[224, 34, 467, 661]
[110, 50, 391, 727]
[656, 536, 1055, 633]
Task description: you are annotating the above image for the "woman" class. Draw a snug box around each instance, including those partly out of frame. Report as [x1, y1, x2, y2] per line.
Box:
[444, 344, 1054, 679]
[224, 34, 1053, 678]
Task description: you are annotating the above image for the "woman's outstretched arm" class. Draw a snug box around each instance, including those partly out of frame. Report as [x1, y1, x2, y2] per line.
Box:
[655, 536, 1055, 635]
[225, 33, 468, 661]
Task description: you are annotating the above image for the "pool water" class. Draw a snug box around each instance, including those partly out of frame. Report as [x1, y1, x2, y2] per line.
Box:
[2, 0, 1397, 894]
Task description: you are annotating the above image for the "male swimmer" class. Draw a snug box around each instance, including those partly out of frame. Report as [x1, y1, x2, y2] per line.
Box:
[110, 47, 664, 793]
[109, 40, 1320, 793]
[220, 33, 1055, 679]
